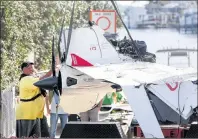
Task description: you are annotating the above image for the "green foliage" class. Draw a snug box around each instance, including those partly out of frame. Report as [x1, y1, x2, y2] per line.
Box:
[1, 1, 123, 90]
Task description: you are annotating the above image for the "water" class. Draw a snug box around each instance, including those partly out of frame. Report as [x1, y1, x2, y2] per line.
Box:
[117, 28, 197, 70]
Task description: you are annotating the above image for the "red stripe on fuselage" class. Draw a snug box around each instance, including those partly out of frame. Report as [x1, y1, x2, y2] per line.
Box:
[71, 53, 93, 66]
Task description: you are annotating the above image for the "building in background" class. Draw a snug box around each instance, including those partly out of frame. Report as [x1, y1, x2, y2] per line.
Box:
[124, 1, 197, 31]
[125, 7, 147, 29]
[179, 7, 197, 34]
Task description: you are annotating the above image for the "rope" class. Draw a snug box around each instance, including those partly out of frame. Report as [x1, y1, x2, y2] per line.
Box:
[110, 0, 143, 61]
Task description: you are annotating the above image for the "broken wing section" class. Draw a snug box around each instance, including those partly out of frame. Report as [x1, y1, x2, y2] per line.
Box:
[147, 81, 197, 120]
[122, 85, 164, 138]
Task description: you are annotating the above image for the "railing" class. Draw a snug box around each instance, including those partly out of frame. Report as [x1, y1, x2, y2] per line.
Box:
[0, 86, 16, 138]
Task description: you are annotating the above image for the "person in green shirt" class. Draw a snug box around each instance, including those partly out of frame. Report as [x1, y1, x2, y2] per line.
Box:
[102, 87, 124, 105]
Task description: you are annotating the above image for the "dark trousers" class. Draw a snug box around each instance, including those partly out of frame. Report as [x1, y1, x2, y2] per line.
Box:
[40, 115, 50, 138]
[16, 119, 41, 138]
[16, 116, 50, 138]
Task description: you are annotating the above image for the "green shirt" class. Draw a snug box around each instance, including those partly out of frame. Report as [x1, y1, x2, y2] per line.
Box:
[102, 91, 123, 105]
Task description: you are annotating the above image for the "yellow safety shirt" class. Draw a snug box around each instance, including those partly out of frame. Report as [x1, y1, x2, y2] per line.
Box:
[16, 76, 45, 120]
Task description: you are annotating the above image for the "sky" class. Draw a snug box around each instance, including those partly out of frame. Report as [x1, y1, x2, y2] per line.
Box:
[117, 1, 149, 7]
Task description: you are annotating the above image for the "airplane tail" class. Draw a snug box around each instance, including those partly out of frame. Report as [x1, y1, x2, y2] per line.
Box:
[60, 25, 121, 67]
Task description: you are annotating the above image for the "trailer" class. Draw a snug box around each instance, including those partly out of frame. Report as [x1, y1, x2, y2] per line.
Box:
[133, 123, 198, 138]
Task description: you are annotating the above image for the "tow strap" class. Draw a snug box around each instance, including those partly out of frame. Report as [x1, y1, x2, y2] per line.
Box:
[20, 93, 42, 102]
[110, 0, 142, 61]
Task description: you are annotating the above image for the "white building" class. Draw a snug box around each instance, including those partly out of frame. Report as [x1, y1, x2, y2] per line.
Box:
[180, 8, 197, 26]
[126, 7, 147, 29]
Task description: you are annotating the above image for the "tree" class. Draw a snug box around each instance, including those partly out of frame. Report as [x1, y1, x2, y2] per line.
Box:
[1, 1, 122, 90]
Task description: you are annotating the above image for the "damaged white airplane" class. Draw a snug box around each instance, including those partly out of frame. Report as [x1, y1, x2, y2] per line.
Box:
[34, 24, 197, 138]
[34, 1, 197, 138]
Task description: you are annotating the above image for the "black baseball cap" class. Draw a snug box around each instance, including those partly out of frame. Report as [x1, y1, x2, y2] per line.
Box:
[21, 62, 34, 70]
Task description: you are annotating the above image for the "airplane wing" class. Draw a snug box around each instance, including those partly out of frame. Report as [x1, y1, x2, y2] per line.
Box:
[74, 62, 197, 86]
[72, 62, 197, 138]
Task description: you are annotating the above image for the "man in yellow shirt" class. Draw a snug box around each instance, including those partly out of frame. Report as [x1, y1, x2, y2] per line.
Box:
[16, 62, 52, 138]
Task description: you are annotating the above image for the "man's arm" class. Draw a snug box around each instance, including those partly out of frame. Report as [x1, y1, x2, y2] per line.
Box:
[39, 70, 52, 80]
[38, 64, 61, 80]
[45, 93, 51, 115]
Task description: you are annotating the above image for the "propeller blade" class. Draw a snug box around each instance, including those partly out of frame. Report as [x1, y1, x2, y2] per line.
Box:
[52, 36, 56, 77]
[34, 77, 58, 90]
[57, 18, 65, 61]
